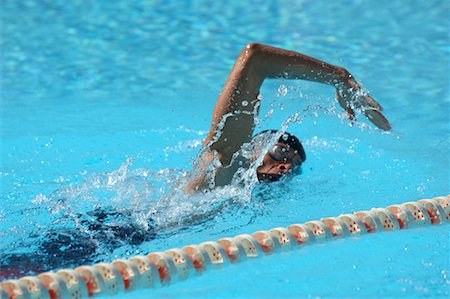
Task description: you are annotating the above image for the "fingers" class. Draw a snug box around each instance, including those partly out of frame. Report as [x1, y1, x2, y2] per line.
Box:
[346, 108, 355, 120]
[347, 108, 355, 126]
[336, 89, 349, 110]
[366, 95, 383, 111]
[342, 81, 383, 111]
[364, 109, 391, 131]
[336, 91, 356, 126]
[336, 89, 390, 130]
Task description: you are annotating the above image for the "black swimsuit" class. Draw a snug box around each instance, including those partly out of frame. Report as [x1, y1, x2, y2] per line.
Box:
[1, 207, 156, 279]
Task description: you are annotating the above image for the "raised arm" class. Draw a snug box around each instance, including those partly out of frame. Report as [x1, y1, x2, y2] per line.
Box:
[204, 43, 390, 166]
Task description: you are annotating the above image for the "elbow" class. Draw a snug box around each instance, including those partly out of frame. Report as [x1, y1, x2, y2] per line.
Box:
[245, 42, 262, 51]
[336, 66, 351, 81]
[242, 42, 263, 57]
[237, 43, 266, 69]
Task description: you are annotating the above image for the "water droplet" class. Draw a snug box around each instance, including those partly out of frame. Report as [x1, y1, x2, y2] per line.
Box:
[241, 100, 248, 107]
[277, 84, 288, 97]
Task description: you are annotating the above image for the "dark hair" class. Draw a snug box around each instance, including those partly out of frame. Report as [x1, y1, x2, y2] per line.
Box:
[256, 130, 306, 163]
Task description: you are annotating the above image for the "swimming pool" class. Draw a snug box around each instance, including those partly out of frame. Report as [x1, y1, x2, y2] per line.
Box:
[1, 0, 449, 297]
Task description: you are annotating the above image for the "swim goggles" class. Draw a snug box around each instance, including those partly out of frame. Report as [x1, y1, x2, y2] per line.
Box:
[267, 145, 303, 165]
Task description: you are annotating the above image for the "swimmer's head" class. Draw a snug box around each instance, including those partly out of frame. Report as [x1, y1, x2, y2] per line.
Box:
[254, 130, 306, 182]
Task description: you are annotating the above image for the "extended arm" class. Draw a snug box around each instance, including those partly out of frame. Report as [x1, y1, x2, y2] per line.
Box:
[204, 43, 390, 166]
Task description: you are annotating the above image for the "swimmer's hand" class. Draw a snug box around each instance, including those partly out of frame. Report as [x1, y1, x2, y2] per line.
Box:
[336, 76, 391, 131]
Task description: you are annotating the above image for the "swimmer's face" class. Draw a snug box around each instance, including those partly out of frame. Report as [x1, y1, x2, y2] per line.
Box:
[256, 143, 303, 182]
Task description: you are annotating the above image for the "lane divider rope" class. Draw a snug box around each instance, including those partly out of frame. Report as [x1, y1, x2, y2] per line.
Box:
[1, 195, 449, 299]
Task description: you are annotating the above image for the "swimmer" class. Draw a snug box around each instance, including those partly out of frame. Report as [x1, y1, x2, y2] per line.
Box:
[0, 44, 391, 279]
[0, 206, 157, 278]
[185, 43, 390, 193]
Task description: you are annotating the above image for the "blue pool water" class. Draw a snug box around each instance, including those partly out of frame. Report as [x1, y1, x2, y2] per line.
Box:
[1, 0, 449, 297]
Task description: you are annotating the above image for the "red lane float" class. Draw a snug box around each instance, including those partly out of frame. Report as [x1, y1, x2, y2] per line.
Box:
[1, 195, 448, 299]
[217, 238, 248, 263]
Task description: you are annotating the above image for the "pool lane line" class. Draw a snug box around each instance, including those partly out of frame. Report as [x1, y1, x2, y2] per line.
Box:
[1, 195, 449, 299]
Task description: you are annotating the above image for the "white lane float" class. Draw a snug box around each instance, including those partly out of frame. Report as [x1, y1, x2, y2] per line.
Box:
[18, 276, 50, 299]
[233, 234, 263, 258]
[110, 260, 141, 292]
[198, 241, 230, 268]
[164, 248, 196, 281]
[269, 227, 296, 250]
[56, 269, 89, 299]
[432, 196, 450, 222]
[128, 256, 160, 288]
[1, 195, 448, 299]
